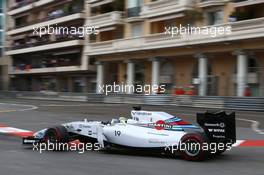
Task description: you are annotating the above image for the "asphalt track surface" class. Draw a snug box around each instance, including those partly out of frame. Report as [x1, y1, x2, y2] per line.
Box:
[0, 98, 263, 175]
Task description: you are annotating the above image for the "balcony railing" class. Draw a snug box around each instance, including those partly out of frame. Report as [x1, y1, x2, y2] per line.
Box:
[89, 11, 124, 28]
[10, 8, 83, 30]
[198, 0, 228, 8]
[14, 56, 80, 72]
[12, 65, 82, 74]
[86, 17, 264, 55]
[233, 0, 264, 7]
[10, 0, 40, 10]
[6, 37, 84, 55]
[7, 13, 85, 35]
[232, 0, 248, 2]
[8, 35, 83, 51]
[88, 0, 115, 6]
[14, 61, 80, 70]
[8, 0, 67, 16]
[140, 0, 194, 18]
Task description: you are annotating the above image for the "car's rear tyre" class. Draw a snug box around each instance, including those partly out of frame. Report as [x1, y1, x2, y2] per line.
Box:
[180, 133, 208, 161]
[43, 125, 69, 150]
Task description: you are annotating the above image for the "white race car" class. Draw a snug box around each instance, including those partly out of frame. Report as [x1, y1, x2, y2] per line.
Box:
[23, 107, 236, 161]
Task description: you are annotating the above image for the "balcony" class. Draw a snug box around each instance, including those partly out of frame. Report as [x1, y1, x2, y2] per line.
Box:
[89, 11, 124, 28]
[12, 66, 82, 74]
[140, 0, 194, 18]
[86, 17, 264, 55]
[6, 37, 84, 55]
[198, 0, 229, 8]
[7, 13, 85, 35]
[88, 0, 115, 7]
[233, 0, 264, 7]
[8, 0, 55, 16]
[88, 0, 101, 3]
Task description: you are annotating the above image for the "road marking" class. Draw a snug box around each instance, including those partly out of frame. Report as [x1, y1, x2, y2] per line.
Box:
[234, 140, 264, 147]
[237, 118, 264, 135]
[233, 140, 245, 147]
[40, 104, 125, 107]
[0, 110, 17, 113]
[0, 103, 38, 113]
[0, 125, 34, 137]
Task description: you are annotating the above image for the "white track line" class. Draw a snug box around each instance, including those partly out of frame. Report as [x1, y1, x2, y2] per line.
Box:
[0, 103, 38, 112]
[40, 104, 124, 107]
[237, 118, 264, 135]
[233, 140, 246, 147]
[0, 127, 32, 133]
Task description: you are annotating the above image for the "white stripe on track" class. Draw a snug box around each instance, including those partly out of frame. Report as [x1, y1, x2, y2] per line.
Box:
[0, 127, 32, 133]
[40, 104, 125, 107]
[237, 118, 264, 135]
[232, 140, 245, 147]
[0, 103, 38, 112]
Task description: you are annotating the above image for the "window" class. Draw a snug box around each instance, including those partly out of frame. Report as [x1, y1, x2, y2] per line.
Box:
[73, 77, 85, 93]
[207, 11, 224, 25]
[131, 23, 142, 37]
[127, 0, 143, 8]
[127, 0, 143, 17]
[0, 31, 2, 45]
[0, 16, 3, 29]
[0, 0, 3, 13]
[248, 58, 259, 73]
[15, 16, 28, 27]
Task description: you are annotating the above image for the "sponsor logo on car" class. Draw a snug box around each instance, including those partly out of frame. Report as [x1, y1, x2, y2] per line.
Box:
[148, 120, 173, 130]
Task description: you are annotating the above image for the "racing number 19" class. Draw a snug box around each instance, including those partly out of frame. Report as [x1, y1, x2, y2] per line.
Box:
[115, 131, 121, 136]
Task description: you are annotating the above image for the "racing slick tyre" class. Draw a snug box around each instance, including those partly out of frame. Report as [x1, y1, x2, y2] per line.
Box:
[43, 125, 70, 151]
[180, 133, 208, 161]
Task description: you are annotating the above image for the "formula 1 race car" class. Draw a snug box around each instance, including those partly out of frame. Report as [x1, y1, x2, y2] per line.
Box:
[23, 107, 236, 161]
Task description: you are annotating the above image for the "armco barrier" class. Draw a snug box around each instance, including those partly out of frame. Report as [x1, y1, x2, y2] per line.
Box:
[0, 91, 264, 111]
[0, 91, 87, 102]
[224, 97, 264, 110]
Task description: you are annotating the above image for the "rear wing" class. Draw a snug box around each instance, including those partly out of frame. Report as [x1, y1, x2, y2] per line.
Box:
[197, 111, 236, 144]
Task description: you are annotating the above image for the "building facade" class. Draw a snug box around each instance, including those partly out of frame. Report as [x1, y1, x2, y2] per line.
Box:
[88, 0, 264, 97]
[0, 0, 9, 91]
[4, 0, 264, 96]
[6, 0, 96, 92]
[0, 0, 3, 56]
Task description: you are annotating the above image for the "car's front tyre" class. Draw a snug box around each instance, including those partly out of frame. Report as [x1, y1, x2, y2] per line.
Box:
[43, 125, 69, 151]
